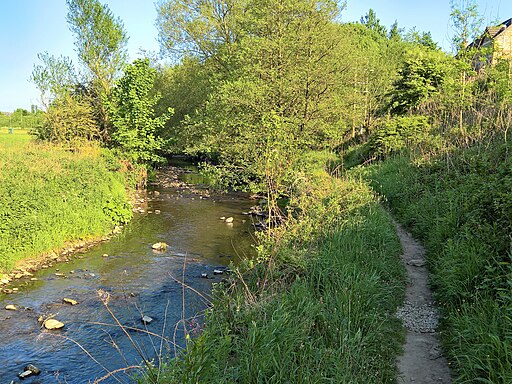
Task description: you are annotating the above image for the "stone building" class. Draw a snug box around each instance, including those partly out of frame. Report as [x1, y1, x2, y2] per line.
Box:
[468, 18, 512, 68]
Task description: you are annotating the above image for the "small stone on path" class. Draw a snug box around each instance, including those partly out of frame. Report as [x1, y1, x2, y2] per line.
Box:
[407, 259, 426, 267]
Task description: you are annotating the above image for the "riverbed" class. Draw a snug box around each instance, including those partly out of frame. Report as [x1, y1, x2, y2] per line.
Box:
[0, 167, 256, 383]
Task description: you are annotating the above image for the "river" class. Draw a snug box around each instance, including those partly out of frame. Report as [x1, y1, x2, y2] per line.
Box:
[0, 166, 256, 383]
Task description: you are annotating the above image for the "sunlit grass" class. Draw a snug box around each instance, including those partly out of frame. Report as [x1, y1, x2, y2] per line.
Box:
[0, 132, 132, 272]
[149, 158, 406, 383]
[359, 143, 512, 382]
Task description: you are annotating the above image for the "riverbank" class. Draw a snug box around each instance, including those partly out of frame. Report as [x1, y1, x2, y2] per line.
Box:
[152, 155, 407, 383]
[0, 130, 135, 275]
[359, 140, 512, 382]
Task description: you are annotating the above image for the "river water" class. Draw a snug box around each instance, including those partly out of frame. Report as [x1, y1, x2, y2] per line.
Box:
[0, 168, 256, 383]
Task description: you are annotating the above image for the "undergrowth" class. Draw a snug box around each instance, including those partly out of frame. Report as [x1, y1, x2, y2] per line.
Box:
[358, 141, 512, 383]
[0, 131, 134, 271]
[148, 159, 406, 383]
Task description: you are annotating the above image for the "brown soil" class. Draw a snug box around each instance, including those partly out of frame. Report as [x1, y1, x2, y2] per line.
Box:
[395, 223, 452, 384]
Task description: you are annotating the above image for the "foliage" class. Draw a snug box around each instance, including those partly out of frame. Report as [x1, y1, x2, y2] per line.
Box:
[389, 46, 454, 115]
[149, 162, 405, 383]
[360, 8, 387, 38]
[157, 0, 348, 195]
[33, 93, 98, 143]
[66, 0, 128, 139]
[107, 58, 171, 164]
[369, 116, 432, 156]
[450, 0, 483, 53]
[0, 131, 132, 272]
[31, 52, 77, 107]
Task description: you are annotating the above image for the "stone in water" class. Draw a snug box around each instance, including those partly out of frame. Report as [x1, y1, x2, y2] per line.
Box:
[24, 364, 41, 375]
[63, 298, 78, 305]
[44, 319, 65, 330]
[5, 304, 16, 310]
[142, 315, 153, 324]
[152, 242, 168, 251]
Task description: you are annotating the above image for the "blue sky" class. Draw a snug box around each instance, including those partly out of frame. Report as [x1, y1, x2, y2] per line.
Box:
[1, 0, 512, 112]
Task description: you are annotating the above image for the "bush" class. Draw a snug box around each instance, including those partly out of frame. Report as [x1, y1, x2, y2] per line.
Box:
[369, 115, 432, 157]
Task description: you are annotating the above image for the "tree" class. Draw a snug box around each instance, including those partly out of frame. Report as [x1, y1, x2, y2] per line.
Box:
[31, 52, 76, 108]
[66, 0, 128, 138]
[360, 9, 387, 38]
[389, 46, 453, 115]
[157, 0, 345, 196]
[107, 59, 171, 164]
[450, 0, 483, 53]
[388, 21, 403, 41]
[450, 0, 482, 131]
[405, 28, 439, 50]
[156, 0, 245, 64]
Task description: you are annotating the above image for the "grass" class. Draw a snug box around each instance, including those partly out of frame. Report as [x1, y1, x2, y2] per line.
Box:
[148, 158, 406, 383]
[0, 130, 133, 272]
[357, 142, 512, 383]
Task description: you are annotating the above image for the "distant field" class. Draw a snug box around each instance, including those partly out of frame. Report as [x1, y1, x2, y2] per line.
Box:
[0, 128, 32, 148]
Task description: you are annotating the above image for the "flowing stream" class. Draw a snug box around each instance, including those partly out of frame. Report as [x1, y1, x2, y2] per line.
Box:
[0, 166, 256, 383]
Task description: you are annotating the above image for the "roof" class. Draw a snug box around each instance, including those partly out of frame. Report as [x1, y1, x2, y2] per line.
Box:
[469, 18, 512, 49]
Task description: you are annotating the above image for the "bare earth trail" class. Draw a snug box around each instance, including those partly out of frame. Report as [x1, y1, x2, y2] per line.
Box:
[395, 223, 452, 384]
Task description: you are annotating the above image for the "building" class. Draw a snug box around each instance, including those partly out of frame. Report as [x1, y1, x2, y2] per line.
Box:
[469, 18, 512, 68]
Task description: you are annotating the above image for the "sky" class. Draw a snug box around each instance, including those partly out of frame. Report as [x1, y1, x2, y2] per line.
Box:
[1, 0, 512, 112]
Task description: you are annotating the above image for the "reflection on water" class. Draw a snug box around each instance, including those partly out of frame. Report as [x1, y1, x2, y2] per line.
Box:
[0, 175, 255, 383]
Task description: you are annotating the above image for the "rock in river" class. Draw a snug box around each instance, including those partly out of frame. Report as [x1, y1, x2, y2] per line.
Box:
[44, 319, 65, 330]
[151, 242, 168, 251]
[141, 315, 153, 325]
[5, 304, 17, 310]
[63, 298, 79, 305]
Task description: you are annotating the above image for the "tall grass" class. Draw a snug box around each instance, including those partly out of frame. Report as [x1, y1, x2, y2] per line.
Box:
[359, 142, 512, 383]
[0, 130, 132, 271]
[151, 160, 405, 383]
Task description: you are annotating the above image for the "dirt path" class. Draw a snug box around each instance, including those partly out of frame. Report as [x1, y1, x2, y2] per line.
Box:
[395, 223, 452, 383]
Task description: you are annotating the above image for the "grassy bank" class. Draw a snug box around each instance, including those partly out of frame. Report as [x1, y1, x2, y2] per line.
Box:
[150, 157, 406, 383]
[358, 142, 512, 383]
[0, 130, 133, 272]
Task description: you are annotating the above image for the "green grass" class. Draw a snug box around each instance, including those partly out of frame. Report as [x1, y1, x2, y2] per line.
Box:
[149, 163, 406, 383]
[357, 144, 512, 383]
[0, 130, 132, 271]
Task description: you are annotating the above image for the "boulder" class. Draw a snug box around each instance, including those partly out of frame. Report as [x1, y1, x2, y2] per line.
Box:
[5, 304, 16, 310]
[43, 319, 65, 330]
